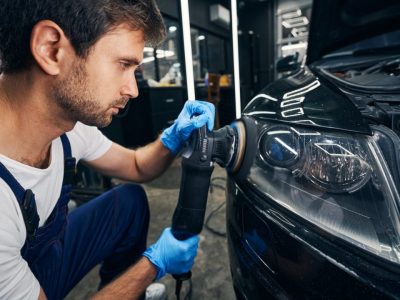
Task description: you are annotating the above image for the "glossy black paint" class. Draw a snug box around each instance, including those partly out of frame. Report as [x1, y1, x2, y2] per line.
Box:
[227, 62, 400, 299]
[227, 0, 400, 298]
[243, 68, 372, 135]
[226, 178, 400, 299]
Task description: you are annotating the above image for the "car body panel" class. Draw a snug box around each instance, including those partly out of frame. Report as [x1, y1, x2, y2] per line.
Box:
[228, 65, 400, 298]
[227, 1, 400, 299]
[243, 68, 372, 135]
[227, 178, 400, 299]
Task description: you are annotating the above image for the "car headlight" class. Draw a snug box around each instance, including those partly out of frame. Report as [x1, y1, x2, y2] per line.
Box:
[247, 121, 400, 265]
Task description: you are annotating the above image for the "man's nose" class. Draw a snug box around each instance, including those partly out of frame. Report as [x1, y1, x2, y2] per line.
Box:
[121, 74, 139, 99]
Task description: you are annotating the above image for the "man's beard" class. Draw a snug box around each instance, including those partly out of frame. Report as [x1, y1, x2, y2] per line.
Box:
[51, 60, 128, 128]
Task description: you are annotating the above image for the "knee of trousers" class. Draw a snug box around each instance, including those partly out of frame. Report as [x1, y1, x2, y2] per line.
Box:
[112, 183, 150, 222]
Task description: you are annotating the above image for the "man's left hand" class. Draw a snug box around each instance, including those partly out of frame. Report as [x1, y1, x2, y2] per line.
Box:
[160, 100, 215, 154]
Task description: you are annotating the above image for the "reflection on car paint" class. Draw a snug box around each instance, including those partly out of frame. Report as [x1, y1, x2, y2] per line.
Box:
[282, 79, 320, 99]
[280, 97, 305, 108]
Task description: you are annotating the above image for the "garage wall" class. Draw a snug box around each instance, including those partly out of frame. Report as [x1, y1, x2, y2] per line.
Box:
[188, 0, 231, 38]
[156, 0, 179, 19]
[237, 0, 276, 106]
[156, 0, 231, 38]
[277, 0, 312, 13]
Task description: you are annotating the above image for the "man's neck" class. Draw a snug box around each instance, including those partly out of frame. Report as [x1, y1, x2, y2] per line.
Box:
[0, 72, 75, 168]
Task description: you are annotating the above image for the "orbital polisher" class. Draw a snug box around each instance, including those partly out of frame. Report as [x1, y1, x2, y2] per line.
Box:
[170, 116, 257, 298]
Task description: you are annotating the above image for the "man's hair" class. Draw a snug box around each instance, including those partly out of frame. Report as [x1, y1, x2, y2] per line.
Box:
[0, 0, 166, 74]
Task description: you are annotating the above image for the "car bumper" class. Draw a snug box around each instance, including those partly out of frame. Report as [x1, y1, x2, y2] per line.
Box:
[226, 177, 399, 300]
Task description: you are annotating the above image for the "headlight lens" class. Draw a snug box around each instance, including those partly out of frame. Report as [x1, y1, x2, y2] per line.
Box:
[261, 127, 300, 168]
[304, 136, 372, 193]
[247, 121, 400, 265]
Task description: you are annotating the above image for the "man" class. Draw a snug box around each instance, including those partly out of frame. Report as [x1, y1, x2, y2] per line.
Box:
[0, 0, 215, 299]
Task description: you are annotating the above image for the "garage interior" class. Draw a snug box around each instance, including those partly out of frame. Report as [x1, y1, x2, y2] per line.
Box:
[3, 0, 400, 298]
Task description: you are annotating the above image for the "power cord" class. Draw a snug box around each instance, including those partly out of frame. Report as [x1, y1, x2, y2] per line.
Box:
[175, 278, 192, 300]
[184, 278, 192, 300]
[204, 177, 227, 238]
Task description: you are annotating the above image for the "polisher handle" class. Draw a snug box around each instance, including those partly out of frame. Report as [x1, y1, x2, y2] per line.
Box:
[171, 159, 213, 281]
[171, 158, 214, 239]
[171, 127, 214, 280]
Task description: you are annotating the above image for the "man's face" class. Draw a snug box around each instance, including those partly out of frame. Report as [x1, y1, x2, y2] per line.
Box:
[52, 24, 144, 127]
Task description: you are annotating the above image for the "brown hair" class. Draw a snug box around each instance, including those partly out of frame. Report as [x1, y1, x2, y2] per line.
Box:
[0, 0, 166, 74]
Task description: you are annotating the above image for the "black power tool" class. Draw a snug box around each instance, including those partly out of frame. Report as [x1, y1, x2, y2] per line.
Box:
[170, 116, 257, 299]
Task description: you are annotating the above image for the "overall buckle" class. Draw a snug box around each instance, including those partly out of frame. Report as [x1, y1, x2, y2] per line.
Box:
[20, 189, 40, 241]
[63, 157, 77, 185]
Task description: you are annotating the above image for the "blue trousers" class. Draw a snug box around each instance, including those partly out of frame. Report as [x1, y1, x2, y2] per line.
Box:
[48, 184, 149, 298]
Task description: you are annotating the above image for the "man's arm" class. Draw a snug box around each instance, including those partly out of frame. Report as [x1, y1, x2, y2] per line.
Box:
[91, 257, 156, 300]
[38, 288, 47, 300]
[92, 228, 199, 299]
[86, 137, 174, 183]
[85, 100, 215, 183]
[37, 259, 157, 300]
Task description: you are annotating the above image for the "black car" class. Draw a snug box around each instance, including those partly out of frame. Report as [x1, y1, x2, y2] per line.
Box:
[227, 1, 400, 299]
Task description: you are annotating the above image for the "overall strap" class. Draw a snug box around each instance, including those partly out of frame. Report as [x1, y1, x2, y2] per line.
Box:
[60, 133, 72, 158]
[0, 135, 76, 241]
[0, 163, 39, 240]
[60, 134, 76, 185]
[0, 162, 26, 201]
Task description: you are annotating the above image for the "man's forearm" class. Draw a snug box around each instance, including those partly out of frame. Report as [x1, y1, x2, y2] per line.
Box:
[132, 137, 175, 182]
[86, 136, 175, 183]
[91, 257, 157, 300]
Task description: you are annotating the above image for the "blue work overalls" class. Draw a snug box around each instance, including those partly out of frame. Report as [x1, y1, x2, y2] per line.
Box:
[0, 134, 150, 299]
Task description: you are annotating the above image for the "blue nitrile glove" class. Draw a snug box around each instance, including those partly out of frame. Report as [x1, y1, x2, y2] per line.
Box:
[161, 100, 215, 154]
[143, 227, 200, 280]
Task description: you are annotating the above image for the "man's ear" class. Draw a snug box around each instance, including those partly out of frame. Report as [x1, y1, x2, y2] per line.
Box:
[30, 20, 72, 76]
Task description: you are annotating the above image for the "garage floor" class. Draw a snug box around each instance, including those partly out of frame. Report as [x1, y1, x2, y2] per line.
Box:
[65, 159, 235, 299]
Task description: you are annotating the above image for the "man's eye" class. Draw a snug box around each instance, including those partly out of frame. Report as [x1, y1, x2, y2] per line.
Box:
[120, 62, 132, 70]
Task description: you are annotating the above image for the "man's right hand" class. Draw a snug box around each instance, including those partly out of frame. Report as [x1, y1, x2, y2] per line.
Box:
[143, 227, 199, 280]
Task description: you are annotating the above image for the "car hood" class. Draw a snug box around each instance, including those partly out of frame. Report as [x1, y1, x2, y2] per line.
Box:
[306, 0, 400, 64]
[243, 68, 372, 135]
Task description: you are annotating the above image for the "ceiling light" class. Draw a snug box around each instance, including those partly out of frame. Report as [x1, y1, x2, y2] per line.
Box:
[144, 47, 154, 52]
[281, 42, 308, 51]
[180, 0, 195, 99]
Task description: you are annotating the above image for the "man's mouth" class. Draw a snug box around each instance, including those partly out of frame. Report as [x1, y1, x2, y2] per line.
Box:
[111, 107, 121, 114]
[110, 99, 129, 115]
[110, 104, 128, 115]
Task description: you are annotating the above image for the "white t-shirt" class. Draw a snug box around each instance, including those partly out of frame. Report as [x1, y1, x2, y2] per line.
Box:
[0, 122, 112, 299]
